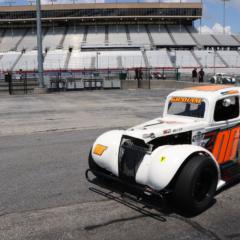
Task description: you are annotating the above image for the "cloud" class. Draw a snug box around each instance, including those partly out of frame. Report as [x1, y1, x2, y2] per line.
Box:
[198, 23, 231, 34]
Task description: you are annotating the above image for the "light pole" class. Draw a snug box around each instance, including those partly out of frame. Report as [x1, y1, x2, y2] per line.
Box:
[36, 0, 44, 88]
[221, 0, 230, 35]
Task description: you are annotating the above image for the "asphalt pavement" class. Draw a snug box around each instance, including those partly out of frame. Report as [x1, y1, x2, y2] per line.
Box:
[0, 89, 239, 240]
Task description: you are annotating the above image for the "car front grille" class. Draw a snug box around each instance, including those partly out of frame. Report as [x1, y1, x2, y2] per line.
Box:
[118, 136, 150, 182]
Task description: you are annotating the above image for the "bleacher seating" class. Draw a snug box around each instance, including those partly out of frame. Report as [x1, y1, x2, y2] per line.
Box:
[68, 51, 95, 69]
[148, 25, 174, 46]
[17, 29, 38, 51]
[128, 25, 150, 46]
[85, 25, 105, 46]
[44, 50, 68, 70]
[63, 26, 85, 50]
[218, 50, 240, 67]
[168, 25, 196, 46]
[194, 50, 226, 68]
[0, 51, 21, 70]
[14, 51, 37, 71]
[120, 51, 145, 68]
[42, 27, 65, 50]
[175, 50, 199, 68]
[146, 50, 173, 68]
[0, 29, 26, 52]
[108, 25, 128, 46]
[212, 34, 239, 46]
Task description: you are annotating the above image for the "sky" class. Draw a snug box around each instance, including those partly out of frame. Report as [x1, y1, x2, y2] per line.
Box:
[0, 0, 239, 34]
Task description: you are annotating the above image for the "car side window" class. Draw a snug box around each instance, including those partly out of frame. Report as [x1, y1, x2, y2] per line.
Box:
[214, 96, 239, 122]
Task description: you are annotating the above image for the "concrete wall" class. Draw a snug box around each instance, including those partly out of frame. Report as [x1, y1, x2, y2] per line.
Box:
[121, 79, 208, 90]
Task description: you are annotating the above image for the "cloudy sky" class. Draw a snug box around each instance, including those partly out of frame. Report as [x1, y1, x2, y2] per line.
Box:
[0, 0, 239, 34]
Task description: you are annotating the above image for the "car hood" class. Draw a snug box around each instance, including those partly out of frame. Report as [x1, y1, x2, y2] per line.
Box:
[124, 116, 207, 143]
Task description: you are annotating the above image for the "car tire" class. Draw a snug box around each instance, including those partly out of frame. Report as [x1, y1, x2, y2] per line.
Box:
[173, 155, 218, 214]
[88, 150, 109, 178]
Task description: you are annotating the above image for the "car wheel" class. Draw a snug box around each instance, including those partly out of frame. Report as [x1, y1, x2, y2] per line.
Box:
[173, 155, 218, 214]
[88, 150, 109, 178]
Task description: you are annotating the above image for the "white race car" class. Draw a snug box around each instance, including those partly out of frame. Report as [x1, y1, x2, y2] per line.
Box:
[87, 85, 240, 214]
[210, 73, 236, 85]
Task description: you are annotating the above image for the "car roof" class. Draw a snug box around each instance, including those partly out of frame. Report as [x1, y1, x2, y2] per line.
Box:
[168, 85, 240, 101]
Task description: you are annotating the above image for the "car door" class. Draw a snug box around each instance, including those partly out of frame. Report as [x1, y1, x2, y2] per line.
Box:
[203, 95, 240, 166]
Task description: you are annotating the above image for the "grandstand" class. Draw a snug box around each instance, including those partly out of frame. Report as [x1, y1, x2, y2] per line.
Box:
[0, 2, 239, 76]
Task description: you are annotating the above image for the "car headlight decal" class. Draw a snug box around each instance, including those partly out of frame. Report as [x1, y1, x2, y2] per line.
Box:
[93, 144, 108, 156]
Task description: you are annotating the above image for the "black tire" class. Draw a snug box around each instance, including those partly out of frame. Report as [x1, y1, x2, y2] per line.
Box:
[88, 150, 109, 178]
[173, 155, 218, 214]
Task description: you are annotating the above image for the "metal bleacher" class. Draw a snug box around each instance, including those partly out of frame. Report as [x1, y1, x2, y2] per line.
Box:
[42, 27, 66, 50]
[63, 26, 85, 50]
[148, 25, 175, 46]
[108, 25, 128, 46]
[14, 50, 38, 71]
[146, 50, 173, 68]
[167, 25, 196, 46]
[128, 25, 151, 46]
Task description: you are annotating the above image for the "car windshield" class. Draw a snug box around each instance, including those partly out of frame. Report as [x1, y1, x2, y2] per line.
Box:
[167, 97, 206, 118]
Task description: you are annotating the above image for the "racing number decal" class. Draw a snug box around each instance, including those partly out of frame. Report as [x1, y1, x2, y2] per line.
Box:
[212, 126, 240, 164]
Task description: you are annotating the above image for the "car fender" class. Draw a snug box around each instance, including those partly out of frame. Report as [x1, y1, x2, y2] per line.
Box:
[91, 130, 124, 176]
[136, 144, 220, 191]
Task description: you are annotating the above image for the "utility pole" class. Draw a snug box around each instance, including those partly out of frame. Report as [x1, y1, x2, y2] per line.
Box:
[222, 0, 230, 34]
[36, 0, 44, 88]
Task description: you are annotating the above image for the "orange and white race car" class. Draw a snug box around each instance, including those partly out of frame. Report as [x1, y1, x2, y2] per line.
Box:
[87, 85, 240, 214]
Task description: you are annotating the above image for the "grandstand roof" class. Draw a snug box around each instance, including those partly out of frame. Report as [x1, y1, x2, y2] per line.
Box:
[0, 3, 202, 24]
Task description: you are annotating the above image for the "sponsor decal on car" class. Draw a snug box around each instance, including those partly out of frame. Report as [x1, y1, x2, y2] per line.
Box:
[170, 97, 202, 104]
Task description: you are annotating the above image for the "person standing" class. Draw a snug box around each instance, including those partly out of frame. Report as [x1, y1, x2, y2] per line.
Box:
[199, 68, 205, 83]
[192, 68, 197, 82]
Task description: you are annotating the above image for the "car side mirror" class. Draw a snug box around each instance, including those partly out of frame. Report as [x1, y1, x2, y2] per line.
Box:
[222, 98, 232, 107]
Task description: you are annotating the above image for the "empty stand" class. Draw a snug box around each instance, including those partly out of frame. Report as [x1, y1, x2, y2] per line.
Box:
[68, 51, 95, 69]
[63, 26, 85, 50]
[108, 25, 128, 46]
[148, 25, 174, 46]
[213, 34, 239, 46]
[85, 25, 106, 46]
[44, 50, 68, 70]
[175, 50, 198, 67]
[0, 29, 26, 52]
[218, 50, 240, 67]
[146, 50, 173, 68]
[167, 25, 196, 46]
[0, 51, 21, 70]
[17, 28, 38, 51]
[128, 25, 151, 46]
[194, 50, 226, 68]
[42, 27, 66, 50]
[14, 50, 37, 71]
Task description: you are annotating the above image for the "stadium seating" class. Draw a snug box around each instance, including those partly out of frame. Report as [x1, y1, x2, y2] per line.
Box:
[63, 26, 85, 50]
[68, 51, 95, 69]
[175, 50, 199, 67]
[44, 50, 68, 70]
[120, 51, 145, 68]
[85, 25, 106, 46]
[0, 29, 26, 52]
[14, 51, 37, 71]
[0, 51, 21, 71]
[194, 50, 226, 68]
[218, 50, 240, 67]
[42, 27, 65, 50]
[17, 29, 38, 51]
[167, 25, 196, 46]
[108, 25, 128, 46]
[146, 50, 173, 68]
[128, 25, 151, 46]
[148, 25, 174, 46]
[213, 34, 239, 46]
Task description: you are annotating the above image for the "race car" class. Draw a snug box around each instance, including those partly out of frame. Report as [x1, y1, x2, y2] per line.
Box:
[209, 73, 236, 85]
[87, 85, 240, 214]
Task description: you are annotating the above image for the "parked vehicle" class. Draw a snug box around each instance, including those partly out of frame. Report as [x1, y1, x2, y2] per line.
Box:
[87, 85, 240, 214]
[210, 73, 236, 84]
